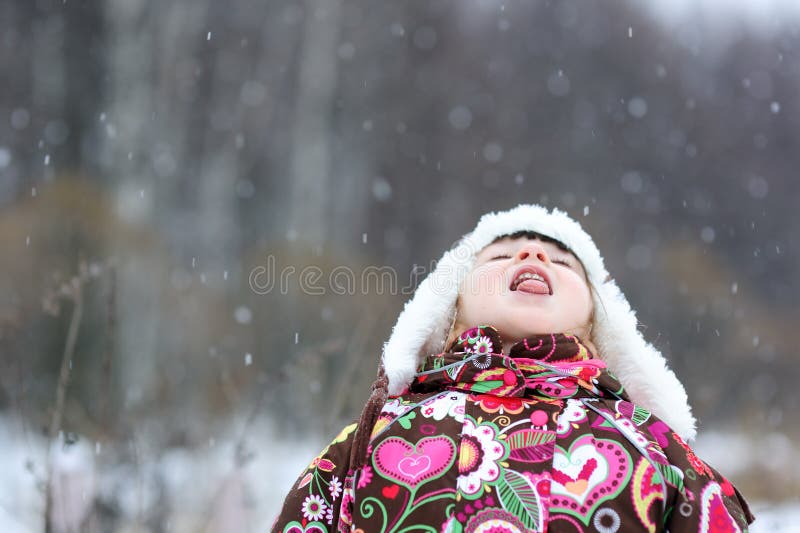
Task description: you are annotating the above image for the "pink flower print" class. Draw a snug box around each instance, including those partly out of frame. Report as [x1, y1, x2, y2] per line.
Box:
[456, 418, 508, 497]
[357, 465, 374, 488]
[301, 494, 326, 521]
[325, 504, 334, 525]
[329, 475, 342, 499]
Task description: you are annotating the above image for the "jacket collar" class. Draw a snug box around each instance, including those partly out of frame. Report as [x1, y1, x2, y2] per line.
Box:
[445, 325, 595, 363]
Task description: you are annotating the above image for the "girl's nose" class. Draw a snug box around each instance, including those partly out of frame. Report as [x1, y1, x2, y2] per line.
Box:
[516, 241, 550, 263]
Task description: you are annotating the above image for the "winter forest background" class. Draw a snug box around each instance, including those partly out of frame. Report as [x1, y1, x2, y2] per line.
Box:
[1, 0, 799, 531]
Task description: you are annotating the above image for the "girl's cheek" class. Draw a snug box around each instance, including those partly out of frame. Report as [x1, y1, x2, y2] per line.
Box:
[467, 267, 503, 294]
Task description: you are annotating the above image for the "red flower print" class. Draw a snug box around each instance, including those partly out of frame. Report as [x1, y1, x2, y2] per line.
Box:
[673, 431, 714, 478]
[471, 394, 525, 414]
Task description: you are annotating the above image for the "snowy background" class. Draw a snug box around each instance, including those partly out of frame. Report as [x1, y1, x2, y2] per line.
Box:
[1, 0, 799, 531]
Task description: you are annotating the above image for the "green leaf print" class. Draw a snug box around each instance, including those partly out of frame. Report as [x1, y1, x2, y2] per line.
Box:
[398, 411, 416, 429]
[497, 469, 542, 531]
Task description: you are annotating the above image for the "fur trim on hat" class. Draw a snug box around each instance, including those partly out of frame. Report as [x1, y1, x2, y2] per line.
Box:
[381, 204, 697, 441]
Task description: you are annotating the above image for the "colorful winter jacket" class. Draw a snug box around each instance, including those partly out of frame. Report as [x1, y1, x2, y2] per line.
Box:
[272, 325, 755, 532]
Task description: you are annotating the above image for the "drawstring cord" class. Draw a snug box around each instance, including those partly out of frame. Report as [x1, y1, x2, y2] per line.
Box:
[347, 350, 472, 474]
[349, 364, 388, 472]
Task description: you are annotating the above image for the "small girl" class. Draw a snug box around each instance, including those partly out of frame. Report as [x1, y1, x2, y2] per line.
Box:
[272, 204, 754, 532]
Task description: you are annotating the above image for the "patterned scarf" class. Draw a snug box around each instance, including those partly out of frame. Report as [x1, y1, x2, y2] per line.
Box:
[410, 325, 628, 402]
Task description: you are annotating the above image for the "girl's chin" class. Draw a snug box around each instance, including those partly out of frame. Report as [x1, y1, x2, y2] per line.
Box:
[500, 322, 554, 339]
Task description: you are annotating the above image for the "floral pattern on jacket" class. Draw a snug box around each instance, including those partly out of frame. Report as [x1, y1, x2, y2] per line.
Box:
[273, 325, 755, 532]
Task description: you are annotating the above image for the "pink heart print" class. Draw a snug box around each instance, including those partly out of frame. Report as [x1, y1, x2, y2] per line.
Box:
[373, 436, 456, 490]
[550, 434, 632, 523]
[647, 421, 672, 449]
[398, 455, 431, 479]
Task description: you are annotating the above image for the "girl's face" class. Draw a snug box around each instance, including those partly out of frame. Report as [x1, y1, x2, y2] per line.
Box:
[455, 235, 594, 350]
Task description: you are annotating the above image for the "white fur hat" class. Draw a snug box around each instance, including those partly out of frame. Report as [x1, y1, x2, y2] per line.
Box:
[381, 204, 697, 441]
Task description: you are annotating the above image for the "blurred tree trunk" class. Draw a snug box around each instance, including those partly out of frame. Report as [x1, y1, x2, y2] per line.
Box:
[288, 0, 343, 251]
[195, 5, 243, 278]
[102, 0, 209, 412]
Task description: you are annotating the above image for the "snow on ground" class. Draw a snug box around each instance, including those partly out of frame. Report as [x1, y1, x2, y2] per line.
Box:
[3, 415, 799, 531]
[0, 415, 47, 533]
[0, 413, 321, 532]
[749, 501, 800, 532]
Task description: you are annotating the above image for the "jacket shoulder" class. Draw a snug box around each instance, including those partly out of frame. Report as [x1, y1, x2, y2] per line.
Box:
[595, 398, 756, 529]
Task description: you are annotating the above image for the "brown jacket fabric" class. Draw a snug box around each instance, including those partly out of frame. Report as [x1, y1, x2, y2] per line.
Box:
[273, 325, 754, 532]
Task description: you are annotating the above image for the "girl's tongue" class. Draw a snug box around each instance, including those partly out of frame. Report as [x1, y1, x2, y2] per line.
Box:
[516, 279, 551, 295]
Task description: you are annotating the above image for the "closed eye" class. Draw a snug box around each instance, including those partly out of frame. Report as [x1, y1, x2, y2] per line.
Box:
[488, 253, 572, 267]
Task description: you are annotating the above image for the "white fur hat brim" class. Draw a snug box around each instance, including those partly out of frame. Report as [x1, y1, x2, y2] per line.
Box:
[381, 204, 697, 441]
